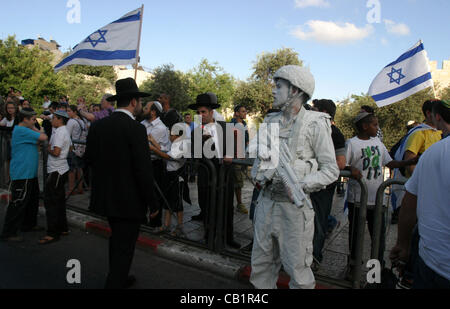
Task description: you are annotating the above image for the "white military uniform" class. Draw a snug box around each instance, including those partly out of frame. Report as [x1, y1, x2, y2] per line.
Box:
[250, 107, 339, 289]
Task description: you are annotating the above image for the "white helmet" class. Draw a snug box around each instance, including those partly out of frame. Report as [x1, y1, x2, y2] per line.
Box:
[273, 65, 315, 100]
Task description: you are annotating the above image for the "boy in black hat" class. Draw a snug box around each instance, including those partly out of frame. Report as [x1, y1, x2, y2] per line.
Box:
[189, 93, 240, 249]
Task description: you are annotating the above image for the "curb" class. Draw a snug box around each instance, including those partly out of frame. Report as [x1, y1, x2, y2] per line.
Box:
[38, 207, 335, 289]
[61, 209, 247, 281]
[0, 193, 11, 203]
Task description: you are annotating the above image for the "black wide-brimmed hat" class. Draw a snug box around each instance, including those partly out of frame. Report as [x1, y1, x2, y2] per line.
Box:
[107, 78, 151, 102]
[188, 92, 221, 110]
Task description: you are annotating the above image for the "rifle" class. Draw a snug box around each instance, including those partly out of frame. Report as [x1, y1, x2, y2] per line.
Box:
[275, 142, 313, 209]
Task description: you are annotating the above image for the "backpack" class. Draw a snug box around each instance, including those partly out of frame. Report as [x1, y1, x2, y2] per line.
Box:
[72, 119, 88, 158]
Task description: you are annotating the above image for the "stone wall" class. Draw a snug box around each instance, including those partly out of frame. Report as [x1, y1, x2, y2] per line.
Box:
[430, 59, 450, 92]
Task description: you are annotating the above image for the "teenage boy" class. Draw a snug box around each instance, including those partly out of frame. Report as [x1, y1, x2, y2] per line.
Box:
[39, 110, 72, 245]
[1, 109, 48, 242]
[344, 111, 417, 279]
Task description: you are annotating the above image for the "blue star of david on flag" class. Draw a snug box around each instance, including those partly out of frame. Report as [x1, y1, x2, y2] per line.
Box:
[387, 67, 406, 85]
[84, 30, 108, 48]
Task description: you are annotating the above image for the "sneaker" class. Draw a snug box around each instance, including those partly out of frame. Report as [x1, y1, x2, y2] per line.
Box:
[236, 204, 248, 214]
[240, 241, 254, 255]
[311, 258, 321, 273]
[171, 225, 187, 238]
[396, 277, 413, 289]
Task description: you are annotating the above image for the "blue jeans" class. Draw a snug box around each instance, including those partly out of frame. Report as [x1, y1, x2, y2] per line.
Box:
[413, 255, 450, 289]
[310, 184, 336, 263]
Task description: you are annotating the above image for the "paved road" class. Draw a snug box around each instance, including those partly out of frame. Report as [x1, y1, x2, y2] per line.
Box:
[0, 202, 251, 289]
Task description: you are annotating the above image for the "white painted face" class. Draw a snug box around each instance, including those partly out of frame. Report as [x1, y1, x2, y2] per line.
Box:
[272, 78, 291, 109]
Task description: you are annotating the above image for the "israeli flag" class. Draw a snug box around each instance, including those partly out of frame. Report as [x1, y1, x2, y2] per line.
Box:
[368, 41, 434, 108]
[55, 8, 142, 72]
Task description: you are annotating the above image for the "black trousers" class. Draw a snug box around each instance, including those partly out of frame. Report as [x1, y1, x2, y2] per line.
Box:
[44, 172, 68, 238]
[1, 178, 40, 238]
[311, 183, 337, 263]
[198, 161, 235, 242]
[105, 217, 141, 289]
[348, 202, 386, 263]
[148, 160, 165, 227]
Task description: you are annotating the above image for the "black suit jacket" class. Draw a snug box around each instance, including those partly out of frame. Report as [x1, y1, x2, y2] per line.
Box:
[85, 112, 157, 221]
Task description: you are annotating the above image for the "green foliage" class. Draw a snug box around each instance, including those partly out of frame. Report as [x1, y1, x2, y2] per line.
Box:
[58, 73, 111, 106]
[335, 88, 436, 150]
[234, 47, 303, 115]
[252, 48, 303, 83]
[233, 79, 272, 119]
[186, 59, 235, 111]
[63, 65, 117, 84]
[140, 64, 192, 112]
[0, 36, 114, 112]
[440, 86, 450, 101]
[0, 36, 66, 111]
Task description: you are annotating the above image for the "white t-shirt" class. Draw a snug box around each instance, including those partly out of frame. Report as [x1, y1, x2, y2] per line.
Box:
[141, 118, 170, 160]
[66, 118, 86, 141]
[166, 138, 188, 172]
[0, 118, 15, 127]
[345, 137, 392, 206]
[405, 136, 450, 281]
[47, 126, 71, 175]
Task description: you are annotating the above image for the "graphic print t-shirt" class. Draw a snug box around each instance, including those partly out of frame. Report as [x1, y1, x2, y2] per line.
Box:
[345, 137, 393, 206]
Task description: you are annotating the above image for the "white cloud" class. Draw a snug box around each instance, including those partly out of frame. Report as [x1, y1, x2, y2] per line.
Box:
[381, 38, 389, 46]
[290, 20, 374, 44]
[295, 0, 330, 8]
[384, 19, 410, 36]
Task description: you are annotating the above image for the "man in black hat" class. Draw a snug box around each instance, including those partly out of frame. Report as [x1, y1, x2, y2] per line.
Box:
[85, 78, 159, 289]
[189, 93, 240, 249]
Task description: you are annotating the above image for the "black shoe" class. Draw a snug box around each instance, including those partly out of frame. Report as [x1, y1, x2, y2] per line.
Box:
[125, 275, 136, 289]
[227, 240, 241, 249]
[240, 241, 253, 255]
[191, 214, 204, 221]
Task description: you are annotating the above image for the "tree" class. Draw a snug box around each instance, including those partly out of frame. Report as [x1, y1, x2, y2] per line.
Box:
[234, 47, 304, 115]
[440, 86, 450, 101]
[140, 64, 192, 112]
[186, 59, 235, 111]
[63, 64, 117, 84]
[58, 73, 112, 106]
[0, 36, 66, 110]
[252, 47, 303, 83]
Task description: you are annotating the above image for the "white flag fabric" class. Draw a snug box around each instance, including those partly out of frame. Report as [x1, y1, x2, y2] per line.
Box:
[368, 41, 434, 108]
[54, 8, 142, 72]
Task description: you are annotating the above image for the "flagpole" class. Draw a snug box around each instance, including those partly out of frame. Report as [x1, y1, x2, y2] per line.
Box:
[134, 4, 144, 80]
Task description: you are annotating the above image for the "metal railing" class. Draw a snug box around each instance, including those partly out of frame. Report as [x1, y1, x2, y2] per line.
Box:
[371, 179, 406, 261]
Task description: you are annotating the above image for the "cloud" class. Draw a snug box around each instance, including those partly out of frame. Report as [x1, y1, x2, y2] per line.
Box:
[384, 19, 410, 36]
[295, 0, 330, 8]
[381, 38, 389, 46]
[290, 20, 374, 44]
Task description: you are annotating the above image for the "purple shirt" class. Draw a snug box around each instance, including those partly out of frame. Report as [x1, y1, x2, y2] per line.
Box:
[94, 108, 115, 121]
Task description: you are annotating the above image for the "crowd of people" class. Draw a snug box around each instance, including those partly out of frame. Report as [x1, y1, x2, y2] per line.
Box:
[0, 75, 449, 289]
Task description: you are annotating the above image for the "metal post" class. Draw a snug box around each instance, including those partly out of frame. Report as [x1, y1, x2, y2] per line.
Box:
[371, 179, 406, 261]
[214, 164, 226, 252]
[352, 177, 368, 289]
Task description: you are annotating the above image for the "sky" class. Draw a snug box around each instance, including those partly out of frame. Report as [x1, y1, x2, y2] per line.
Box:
[1, 0, 449, 102]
